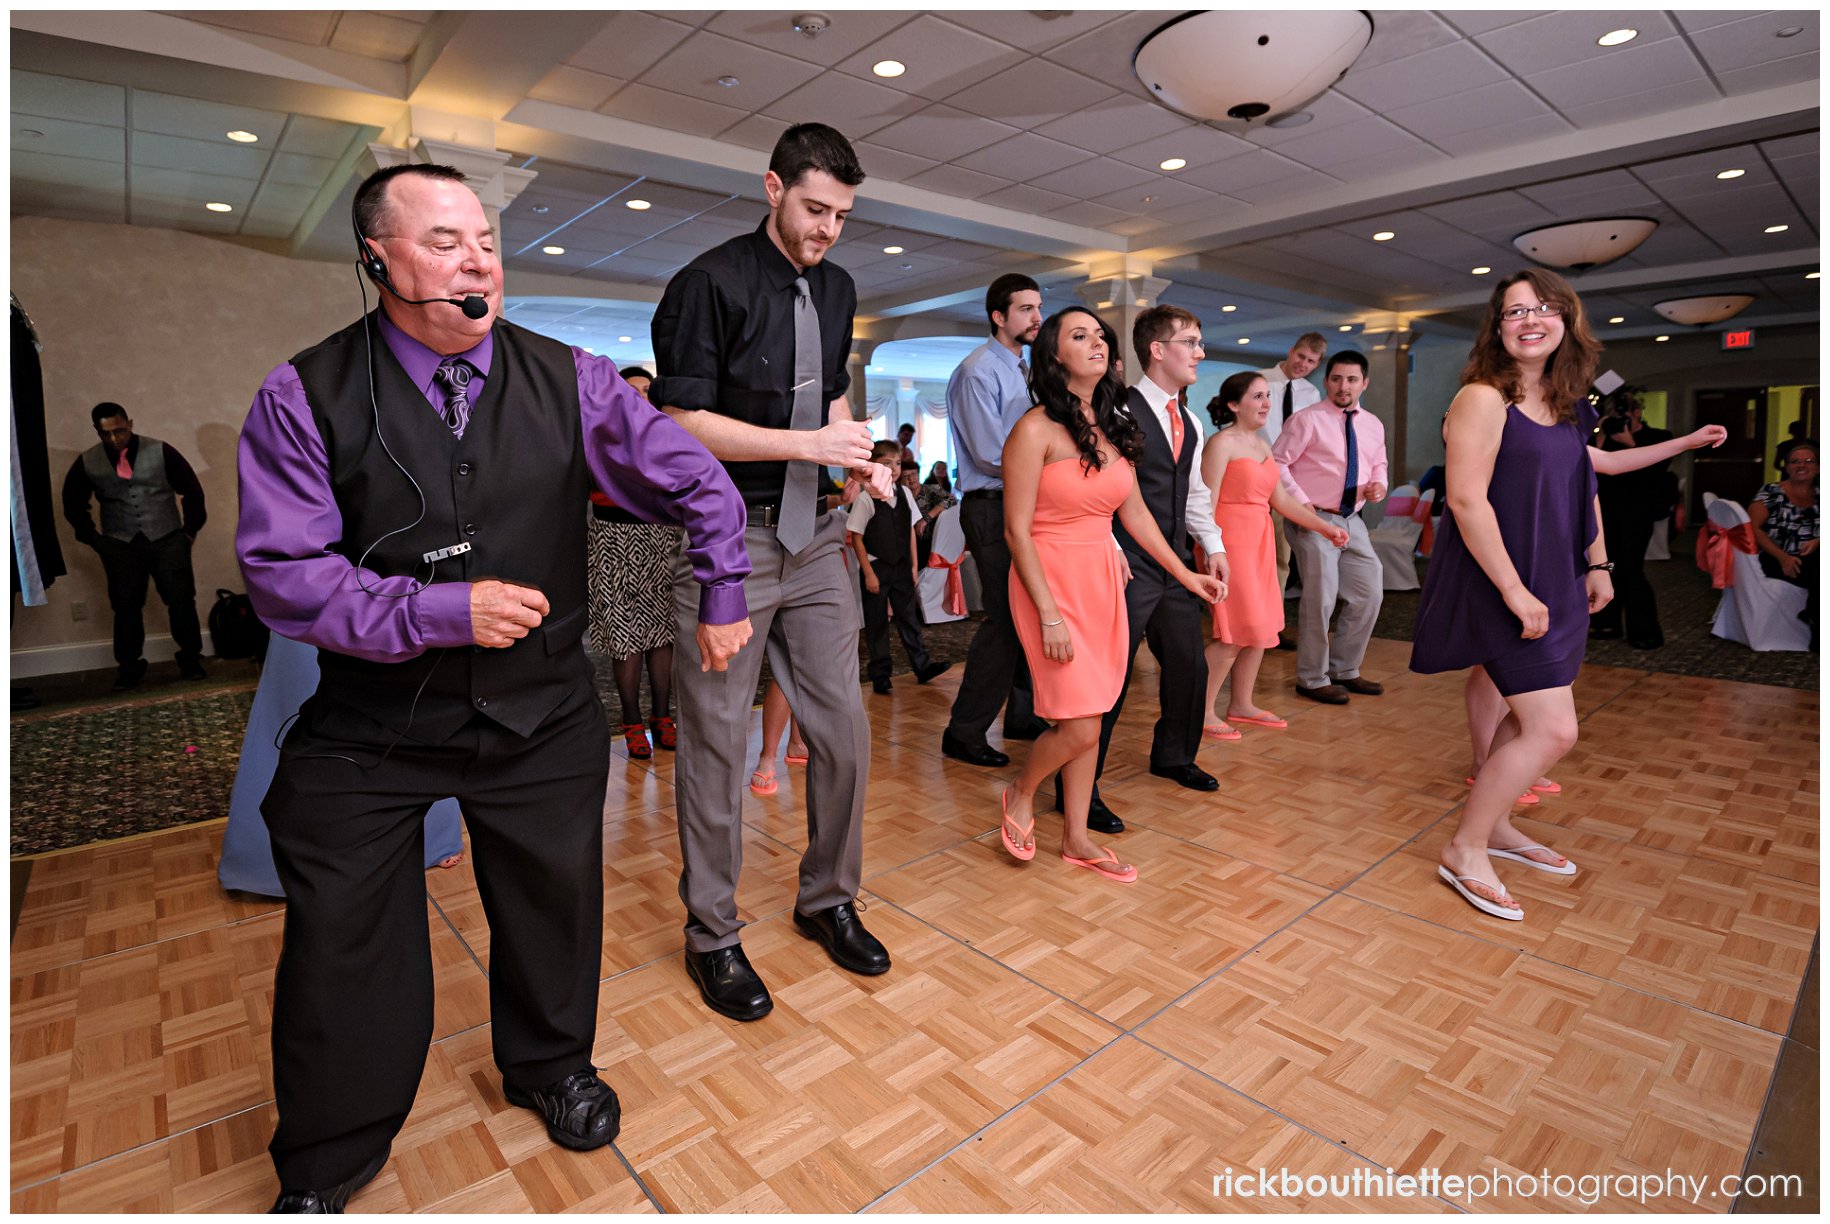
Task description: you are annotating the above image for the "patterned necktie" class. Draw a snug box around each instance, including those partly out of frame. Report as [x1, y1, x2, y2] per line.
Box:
[777, 275, 822, 554]
[1282, 379, 1295, 423]
[432, 358, 474, 439]
[1339, 409, 1360, 517]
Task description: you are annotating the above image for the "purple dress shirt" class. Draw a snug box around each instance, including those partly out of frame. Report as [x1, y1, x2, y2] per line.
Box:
[237, 313, 749, 664]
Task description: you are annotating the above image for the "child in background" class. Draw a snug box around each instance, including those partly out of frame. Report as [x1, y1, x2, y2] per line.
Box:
[847, 439, 951, 695]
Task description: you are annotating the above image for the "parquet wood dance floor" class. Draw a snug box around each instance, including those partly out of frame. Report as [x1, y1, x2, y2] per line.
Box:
[10, 638, 1818, 1212]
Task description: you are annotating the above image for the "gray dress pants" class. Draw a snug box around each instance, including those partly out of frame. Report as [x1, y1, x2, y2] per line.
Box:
[671, 510, 870, 953]
[1286, 511, 1383, 689]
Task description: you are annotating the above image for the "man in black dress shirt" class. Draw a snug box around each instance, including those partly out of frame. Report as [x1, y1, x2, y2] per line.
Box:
[653, 123, 896, 1021]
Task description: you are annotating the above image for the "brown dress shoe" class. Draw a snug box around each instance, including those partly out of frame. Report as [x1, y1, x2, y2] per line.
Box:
[1294, 683, 1350, 705]
[1337, 676, 1384, 696]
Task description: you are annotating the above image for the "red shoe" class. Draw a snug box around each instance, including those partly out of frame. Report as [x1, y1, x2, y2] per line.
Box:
[649, 716, 677, 751]
[623, 723, 653, 760]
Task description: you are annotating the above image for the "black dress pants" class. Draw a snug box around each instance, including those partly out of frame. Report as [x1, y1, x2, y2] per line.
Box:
[945, 494, 1036, 743]
[861, 558, 933, 682]
[95, 529, 202, 665]
[261, 687, 610, 1188]
[1094, 564, 1208, 784]
[1589, 506, 1659, 640]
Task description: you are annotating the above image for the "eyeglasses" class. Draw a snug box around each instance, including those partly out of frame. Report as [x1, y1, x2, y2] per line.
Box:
[1499, 303, 1564, 322]
[1161, 337, 1206, 351]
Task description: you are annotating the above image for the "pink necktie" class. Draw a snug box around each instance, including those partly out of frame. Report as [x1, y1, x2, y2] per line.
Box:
[115, 451, 132, 480]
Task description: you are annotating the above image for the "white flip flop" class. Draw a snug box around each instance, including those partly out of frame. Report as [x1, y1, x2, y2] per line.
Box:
[1438, 865, 1525, 921]
[1487, 843, 1577, 876]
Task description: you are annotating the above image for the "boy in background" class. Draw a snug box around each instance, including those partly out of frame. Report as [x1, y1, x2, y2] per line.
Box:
[847, 439, 951, 694]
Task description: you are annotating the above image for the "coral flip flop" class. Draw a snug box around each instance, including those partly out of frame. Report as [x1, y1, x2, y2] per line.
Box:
[999, 789, 1036, 862]
[749, 769, 777, 796]
[1061, 847, 1137, 883]
[1488, 843, 1577, 875]
[1529, 779, 1562, 794]
[1465, 777, 1539, 805]
[1438, 865, 1524, 921]
[785, 750, 809, 765]
[1202, 722, 1242, 741]
[1225, 712, 1288, 729]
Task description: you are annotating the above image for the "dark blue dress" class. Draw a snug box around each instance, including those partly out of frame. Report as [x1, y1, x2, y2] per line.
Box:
[1411, 402, 1598, 696]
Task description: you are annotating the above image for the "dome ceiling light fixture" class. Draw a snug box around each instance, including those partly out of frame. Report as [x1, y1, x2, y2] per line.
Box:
[1511, 217, 1658, 271]
[1133, 10, 1373, 124]
[1653, 294, 1755, 326]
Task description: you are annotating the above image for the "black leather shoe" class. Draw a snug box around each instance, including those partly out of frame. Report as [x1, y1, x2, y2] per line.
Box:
[941, 732, 1009, 768]
[112, 658, 147, 692]
[1149, 763, 1219, 792]
[1337, 675, 1383, 696]
[1295, 683, 1350, 705]
[175, 652, 208, 681]
[1628, 634, 1664, 650]
[1001, 716, 1051, 740]
[915, 660, 952, 684]
[505, 1070, 621, 1151]
[1589, 625, 1623, 640]
[684, 945, 773, 1021]
[872, 677, 893, 695]
[269, 1145, 390, 1213]
[1053, 785, 1125, 834]
[794, 901, 890, 975]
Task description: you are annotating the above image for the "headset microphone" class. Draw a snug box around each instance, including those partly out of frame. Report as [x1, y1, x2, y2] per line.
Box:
[353, 218, 490, 319]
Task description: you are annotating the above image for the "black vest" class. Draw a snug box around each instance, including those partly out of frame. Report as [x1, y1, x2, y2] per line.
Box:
[1113, 385, 1197, 578]
[861, 489, 912, 564]
[290, 314, 590, 742]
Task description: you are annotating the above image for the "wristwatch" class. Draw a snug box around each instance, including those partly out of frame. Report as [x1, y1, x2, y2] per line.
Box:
[1586, 561, 1616, 573]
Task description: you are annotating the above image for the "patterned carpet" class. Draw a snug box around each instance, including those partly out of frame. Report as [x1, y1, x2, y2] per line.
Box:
[10, 534, 1813, 856]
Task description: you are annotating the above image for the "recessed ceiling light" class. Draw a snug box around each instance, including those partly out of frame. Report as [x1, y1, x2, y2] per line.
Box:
[1608, 316, 1625, 324]
[1597, 28, 1637, 46]
[16, 128, 43, 139]
[225, 129, 259, 143]
[1338, 325, 1353, 332]
[1141, 195, 1158, 204]
[1778, 26, 1804, 37]
[1765, 224, 1790, 233]
[1237, 338, 1250, 345]
[1372, 230, 1395, 242]
[1159, 157, 1187, 172]
[1655, 335, 1670, 342]
[1808, 272, 1821, 280]
[1220, 305, 1237, 313]
[1471, 266, 1492, 275]
[882, 245, 904, 254]
[205, 202, 233, 213]
[530, 204, 550, 215]
[899, 263, 913, 270]
[872, 59, 906, 78]
[542, 245, 565, 255]
[1716, 168, 1746, 180]
[716, 75, 740, 88]
[625, 199, 651, 210]
[619, 335, 632, 343]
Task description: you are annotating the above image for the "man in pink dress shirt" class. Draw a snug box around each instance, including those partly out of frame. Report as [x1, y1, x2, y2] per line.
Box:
[1271, 350, 1388, 704]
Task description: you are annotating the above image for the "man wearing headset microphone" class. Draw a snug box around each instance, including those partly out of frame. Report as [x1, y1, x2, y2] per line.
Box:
[236, 163, 752, 1212]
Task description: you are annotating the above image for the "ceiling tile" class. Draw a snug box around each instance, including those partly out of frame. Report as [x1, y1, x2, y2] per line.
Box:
[942, 9, 1121, 52]
[328, 11, 425, 62]
[1475, 10, 1682, 76]
[11, 150, 125, 192]
[12, 70, 126, 126]
[1233, 90, 1373, 150]
[1429, 111, 1577, 157]
[1027, 156, 1156, 199]
[1031, 94, 1188, 155]
[278, 115, 362, 158]
[850, 141, 939, 183]
[1090, 175, 1217, 213]
[598, 83, 748, 139]
[1528, 36, 1711, 111]
[1267, 116, 1427, 172]
[247, 180, 319, 217]
[1152, 194, 1252, 228]
[1106, 124, 1255, 175]
[1383, 79, 1556, 144]
[1353, 9, 1466, 70]
[949, 131, 1089, 180]
[133, 91, 288, 144]
[904, 162, 1011, 199]
[1325, 143, 1453, 185]
[867, 103, 1020, 162]
[638, 30, 823, 111]
[1178, 148, 1319, 194]
[527, 66, 626, 112]
[1337, 39, 1512, 111]
[1685, 10, 1818, 74]
[131, 131, 269, 177]
[1044, 199, 1132, 228]
[188, 11, 336, 44]
[1518, 169, 1662, 213]
[1438, 10, 1551, 37]
[565, 12, 696, 80]
[1222, 167, 1344, 207]
[132, 167, 259, 208]
[1041, 10, 1179, 102]
[703, 9, 915, 65]
[1555, 77, 1724, 128]
[1716, 52, 1820, 95]
[977, 182, 1076, 214]
[1760, 132, 1819, 162]
[715, 114, 785, 154]
[938, 57, 1116, 131]
[832, 15, 1027, 102]
[10, 116, 123, 163]
[1421, 190, 1558, 233]
[1101, 215, 1171, 239]
[760, 70, 925, 137]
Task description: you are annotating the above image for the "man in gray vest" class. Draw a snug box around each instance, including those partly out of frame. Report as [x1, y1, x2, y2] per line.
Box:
[62, 402, 208, 689]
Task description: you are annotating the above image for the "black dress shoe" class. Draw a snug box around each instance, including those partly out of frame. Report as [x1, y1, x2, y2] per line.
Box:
[1294, 683, 1350, 705]
[794, 901, 890, 975]
[111, 658, 148, 692]
[505, 1069, 621, 1151]
[269, 1145, 390, 1213]
[1589, 625, 1623, 640]
[1053, 785, 1125, 834]
[872, 677, 893, 695]
[175, 652, 208, 681]
[1628, 634, 1664, 650]
[941, 731, 1009, 768]
[1149, 763, 1219, 792]
[1001, 716, 1051, 740]
[1337, 675, 1383, 696]
[915, 660, 952, 684]
[683, 945, 773, 1021]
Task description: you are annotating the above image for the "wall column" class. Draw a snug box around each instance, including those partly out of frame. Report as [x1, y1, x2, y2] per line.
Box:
[1075, 256, 1171, 386]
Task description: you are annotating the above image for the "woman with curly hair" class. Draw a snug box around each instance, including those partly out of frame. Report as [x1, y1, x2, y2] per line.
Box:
[996, 307, 1223, 883]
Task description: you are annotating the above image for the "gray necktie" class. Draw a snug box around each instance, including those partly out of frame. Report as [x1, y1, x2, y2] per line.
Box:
[778, 275, 822, 554]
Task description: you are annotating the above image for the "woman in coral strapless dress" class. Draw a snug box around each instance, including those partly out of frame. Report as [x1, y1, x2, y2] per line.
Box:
[1198, 371, 1347, 740]
[998, 307, 1224, 884]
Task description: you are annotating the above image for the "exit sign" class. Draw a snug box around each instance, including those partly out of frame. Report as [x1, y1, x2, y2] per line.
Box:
[1721, 329, 1757, 351]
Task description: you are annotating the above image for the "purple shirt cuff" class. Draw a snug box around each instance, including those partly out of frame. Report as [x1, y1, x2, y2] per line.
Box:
[698, 579, 748, 626]
[414, 580, 476, 648]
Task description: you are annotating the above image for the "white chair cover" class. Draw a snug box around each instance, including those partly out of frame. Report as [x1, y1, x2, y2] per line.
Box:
[1706, 496, 1810, 651]
[1645, 476, 1683, 561]
[1368, 491, 1423, 591]
[919, 503, 971, 623]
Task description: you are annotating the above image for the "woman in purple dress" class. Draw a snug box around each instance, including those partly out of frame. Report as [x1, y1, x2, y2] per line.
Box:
[1411, 270, 1612, 922]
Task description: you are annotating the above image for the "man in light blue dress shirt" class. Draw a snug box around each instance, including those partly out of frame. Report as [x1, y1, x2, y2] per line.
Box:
[940, 274, 1051, 768]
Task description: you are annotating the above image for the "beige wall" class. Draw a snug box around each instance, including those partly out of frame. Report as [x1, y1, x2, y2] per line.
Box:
[11, 216, 359, 664]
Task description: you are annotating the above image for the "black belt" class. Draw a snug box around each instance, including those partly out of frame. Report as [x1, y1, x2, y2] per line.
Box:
[963, 489, 1004, 503]
[746, 497, 834, 526]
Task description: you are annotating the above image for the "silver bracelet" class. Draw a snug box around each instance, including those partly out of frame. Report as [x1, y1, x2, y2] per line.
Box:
[1041, 617, 1064, 627]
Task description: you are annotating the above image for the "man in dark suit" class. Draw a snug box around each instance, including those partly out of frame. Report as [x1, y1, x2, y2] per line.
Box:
[1078, 305, 1229, 829]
